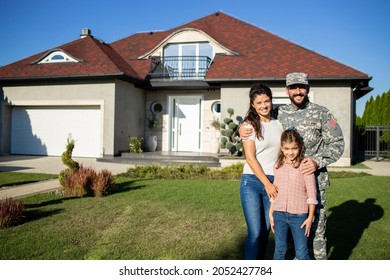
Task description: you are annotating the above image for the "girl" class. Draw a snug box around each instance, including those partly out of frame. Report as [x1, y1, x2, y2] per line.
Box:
[240, 83, 283, 259]
[269, 129, 318, 260]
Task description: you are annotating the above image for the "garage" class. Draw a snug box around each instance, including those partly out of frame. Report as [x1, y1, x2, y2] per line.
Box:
[11, 106, 101, 157]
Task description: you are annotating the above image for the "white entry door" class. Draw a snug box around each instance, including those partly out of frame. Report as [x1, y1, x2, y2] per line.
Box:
[172, 97, 202, 151]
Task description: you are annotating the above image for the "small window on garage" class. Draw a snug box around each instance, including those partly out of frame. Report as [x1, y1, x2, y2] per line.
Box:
[211, 101, 221, 114]
[150, 101, 163, 114]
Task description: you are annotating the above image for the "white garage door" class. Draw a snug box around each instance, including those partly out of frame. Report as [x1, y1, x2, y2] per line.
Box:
[11, 106, 101, 157]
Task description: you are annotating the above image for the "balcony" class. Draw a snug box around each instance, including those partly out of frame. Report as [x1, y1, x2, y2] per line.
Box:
[148, 56, 212, 80]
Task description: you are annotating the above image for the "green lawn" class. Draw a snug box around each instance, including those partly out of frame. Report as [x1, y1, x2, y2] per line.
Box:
[0, 174, 389, 260]
[0, 172, 57, 188]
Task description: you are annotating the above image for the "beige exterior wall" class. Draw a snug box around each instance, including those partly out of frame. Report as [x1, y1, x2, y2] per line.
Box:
[1, 80, 127, 157]
[114, 80, 145, 154]
[310, 85, 352, 166]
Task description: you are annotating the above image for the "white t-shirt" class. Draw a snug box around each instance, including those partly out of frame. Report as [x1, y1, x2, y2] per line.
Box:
[242, 119, 283, 176]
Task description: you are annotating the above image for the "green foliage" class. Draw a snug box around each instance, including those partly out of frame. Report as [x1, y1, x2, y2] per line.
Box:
[0, 197, 24, 229]
[118, 163, 245, 180]
[61, 136, 80, 171]
[357, 90, 390, 157]
[129, 136, 143, 153]
[148, 113, 163, 128]
[0, 174, 388, 259]
[59, 136, 115, 197]
[360, 89, 390, 126]
[219, 108, 243, 156]
[0, 172, 57, 188]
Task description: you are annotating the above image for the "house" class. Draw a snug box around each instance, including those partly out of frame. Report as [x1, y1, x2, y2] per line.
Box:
[0, 12, 372, 165]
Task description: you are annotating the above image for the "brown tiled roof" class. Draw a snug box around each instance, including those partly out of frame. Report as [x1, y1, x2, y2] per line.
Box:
[112, 12, 370, 81]
[1, 12, 370, 82]
[0, 36, 141, 80]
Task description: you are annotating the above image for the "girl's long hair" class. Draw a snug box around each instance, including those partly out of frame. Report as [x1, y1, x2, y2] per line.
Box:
[275, 129, 305, 169]
[242, 83, 273, 140]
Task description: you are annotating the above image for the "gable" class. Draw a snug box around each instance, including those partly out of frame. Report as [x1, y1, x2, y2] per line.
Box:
[36, 50, 80, 64]
[138, 28, 238, 59]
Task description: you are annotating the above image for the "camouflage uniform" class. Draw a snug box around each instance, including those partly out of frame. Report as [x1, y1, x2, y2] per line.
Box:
[276, 101, 345, 259]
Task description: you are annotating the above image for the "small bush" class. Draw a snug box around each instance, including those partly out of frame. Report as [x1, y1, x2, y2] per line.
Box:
[0, 198, 24, 229]
[118, 163, 243, 180]
[62, 166, 116, 197]
[129, 136, 143, 153]
[62, 166, 95, 197]
[91, 169, 116, 197]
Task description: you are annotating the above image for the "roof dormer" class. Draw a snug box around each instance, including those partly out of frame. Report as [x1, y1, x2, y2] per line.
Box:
[139, 28, 239, 59]
[37, 50, 79, 64]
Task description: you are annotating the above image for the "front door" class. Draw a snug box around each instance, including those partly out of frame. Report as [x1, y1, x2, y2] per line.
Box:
[171, 97, 202, 151]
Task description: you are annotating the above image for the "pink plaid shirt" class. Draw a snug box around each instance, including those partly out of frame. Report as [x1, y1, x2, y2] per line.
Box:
[271, 162, 318, 214]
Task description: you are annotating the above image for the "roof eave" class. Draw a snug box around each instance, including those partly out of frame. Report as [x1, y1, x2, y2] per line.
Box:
[0, 72, 145, 84]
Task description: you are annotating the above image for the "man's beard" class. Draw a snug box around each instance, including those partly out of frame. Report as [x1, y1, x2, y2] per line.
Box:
[290, 94, 309, 108]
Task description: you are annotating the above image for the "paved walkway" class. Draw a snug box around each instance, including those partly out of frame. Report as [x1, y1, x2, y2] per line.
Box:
[0, 155, 389, 199]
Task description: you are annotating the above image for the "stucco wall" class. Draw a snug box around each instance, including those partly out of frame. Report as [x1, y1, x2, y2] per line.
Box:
[114, 80, 145, 155]
[1, 80, 116, 156]
[310, 85, 352, 166]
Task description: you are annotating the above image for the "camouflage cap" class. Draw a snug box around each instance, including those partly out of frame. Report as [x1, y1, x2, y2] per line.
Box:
[286, 72, 309, 86]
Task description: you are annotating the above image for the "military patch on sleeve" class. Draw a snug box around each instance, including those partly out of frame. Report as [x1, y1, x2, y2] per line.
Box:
[328, 118, 337, 129]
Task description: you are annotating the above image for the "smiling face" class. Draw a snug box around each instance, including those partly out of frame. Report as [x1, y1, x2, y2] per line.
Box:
[281, 141, 300, 163]
[286, 84, 309, 107]
[251, 93, 272, 121]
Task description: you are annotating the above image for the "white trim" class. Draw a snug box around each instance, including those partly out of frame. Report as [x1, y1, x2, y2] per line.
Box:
[138, 28, 239, 59]
[38, 50, 78, 64]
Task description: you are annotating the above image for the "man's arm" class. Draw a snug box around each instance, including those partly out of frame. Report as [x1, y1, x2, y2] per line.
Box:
[313, 110, 345, 169]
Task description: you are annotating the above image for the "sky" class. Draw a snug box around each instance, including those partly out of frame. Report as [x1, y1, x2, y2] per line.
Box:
[1, 0, 389, 116]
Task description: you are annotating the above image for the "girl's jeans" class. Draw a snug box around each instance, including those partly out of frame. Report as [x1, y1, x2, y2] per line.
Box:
[273, 211, 310, 260]
[240, 174, 273, 260]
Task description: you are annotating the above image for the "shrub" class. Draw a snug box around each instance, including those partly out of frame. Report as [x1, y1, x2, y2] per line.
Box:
[62, 166, 116, 198]
[0, 198, 24, 229]
[118, 163, 243, 180]
[220, 108, 243, 156]
[62, 166, 95, 197]
[59, 135, 80, 188]
[91, 169, 116, 197]
[129, 136, 143, 153]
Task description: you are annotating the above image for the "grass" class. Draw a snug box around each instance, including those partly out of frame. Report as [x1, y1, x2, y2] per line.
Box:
[0, 172, 57, 188]
[0, 170, 389, 260]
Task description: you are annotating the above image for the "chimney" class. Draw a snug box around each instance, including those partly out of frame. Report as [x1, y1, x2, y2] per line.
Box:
[80, 28, 91, 38]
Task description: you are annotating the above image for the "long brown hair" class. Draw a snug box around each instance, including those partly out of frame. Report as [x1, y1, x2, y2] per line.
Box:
[275, 129, 305, 169]
[242, 83, 273, 140]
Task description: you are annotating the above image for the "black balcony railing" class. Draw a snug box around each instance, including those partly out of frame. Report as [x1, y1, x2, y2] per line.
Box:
[148, 56, 212, 80]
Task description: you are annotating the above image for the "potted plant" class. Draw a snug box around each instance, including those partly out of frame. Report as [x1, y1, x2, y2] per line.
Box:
[148, 113, 163, 129]
[146, 113, 163, 152]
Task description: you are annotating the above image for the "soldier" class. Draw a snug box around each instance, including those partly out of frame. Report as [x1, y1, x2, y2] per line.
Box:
[239, 72, 345, 260]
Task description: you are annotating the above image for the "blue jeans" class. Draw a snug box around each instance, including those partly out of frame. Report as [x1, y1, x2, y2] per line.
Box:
[240, 174, 273, 260]
[273, 211, 310, 260]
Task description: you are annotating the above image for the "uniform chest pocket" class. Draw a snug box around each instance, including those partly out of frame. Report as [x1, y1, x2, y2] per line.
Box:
[297, 120, 322, 149]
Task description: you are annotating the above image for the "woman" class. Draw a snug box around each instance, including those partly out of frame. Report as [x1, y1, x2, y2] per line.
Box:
[240, 83, 283, 259]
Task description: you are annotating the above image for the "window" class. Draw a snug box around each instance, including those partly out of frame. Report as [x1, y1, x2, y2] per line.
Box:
[38, 50, 78, 64]
[163, 42, 213, 79]
[150, 101, 163, 114]
[211, 101, 221, 114]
